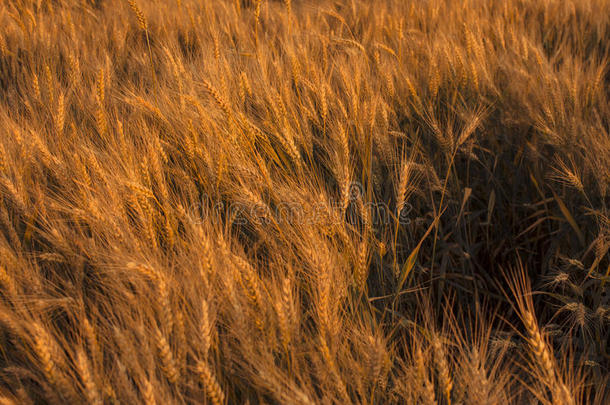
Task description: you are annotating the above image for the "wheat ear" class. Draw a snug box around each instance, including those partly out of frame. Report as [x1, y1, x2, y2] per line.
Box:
[76, 348, 102, 405]
[197, 361, 225, 405]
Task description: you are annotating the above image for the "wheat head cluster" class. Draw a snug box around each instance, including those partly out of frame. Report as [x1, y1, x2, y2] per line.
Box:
[0, 0, 608, 404]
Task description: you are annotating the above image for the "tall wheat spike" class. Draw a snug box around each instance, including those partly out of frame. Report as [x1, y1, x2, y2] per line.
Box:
[76, 348, 102, 405]
[197, 361, 225, 405]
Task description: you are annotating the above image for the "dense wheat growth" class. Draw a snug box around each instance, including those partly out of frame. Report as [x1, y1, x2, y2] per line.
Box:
[0, 0, 608, 403]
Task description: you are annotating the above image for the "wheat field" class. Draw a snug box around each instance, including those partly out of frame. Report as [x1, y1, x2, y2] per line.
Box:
[0, 0, 608, 403]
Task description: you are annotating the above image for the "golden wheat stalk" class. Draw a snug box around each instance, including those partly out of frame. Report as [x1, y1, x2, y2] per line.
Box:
[76, 348, 102, 405]
[276, 276, 293, 350]
[141, 378, 156, 405]
[155, 328, 180, 385]
[32, 323, 79, 403]
[196, 361, 225, 405]
[128, 0, 148, 31]
[55, 92, 65, 134]
[44, 65, 54, 105]
[415, 348, 436, 405]
[432, 335, 453, 405]
[254, 0, 262, 46]
[81, 318, 102, 370]
[0, 265, 17, 298]
[202, 79, 232, 119]
[200, 298, 211, 357]
[32, 73, 41, 101]
[354, 240, 368, 291]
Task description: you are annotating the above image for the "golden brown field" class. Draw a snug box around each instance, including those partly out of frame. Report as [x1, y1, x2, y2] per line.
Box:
[0, 0, 608, 403]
